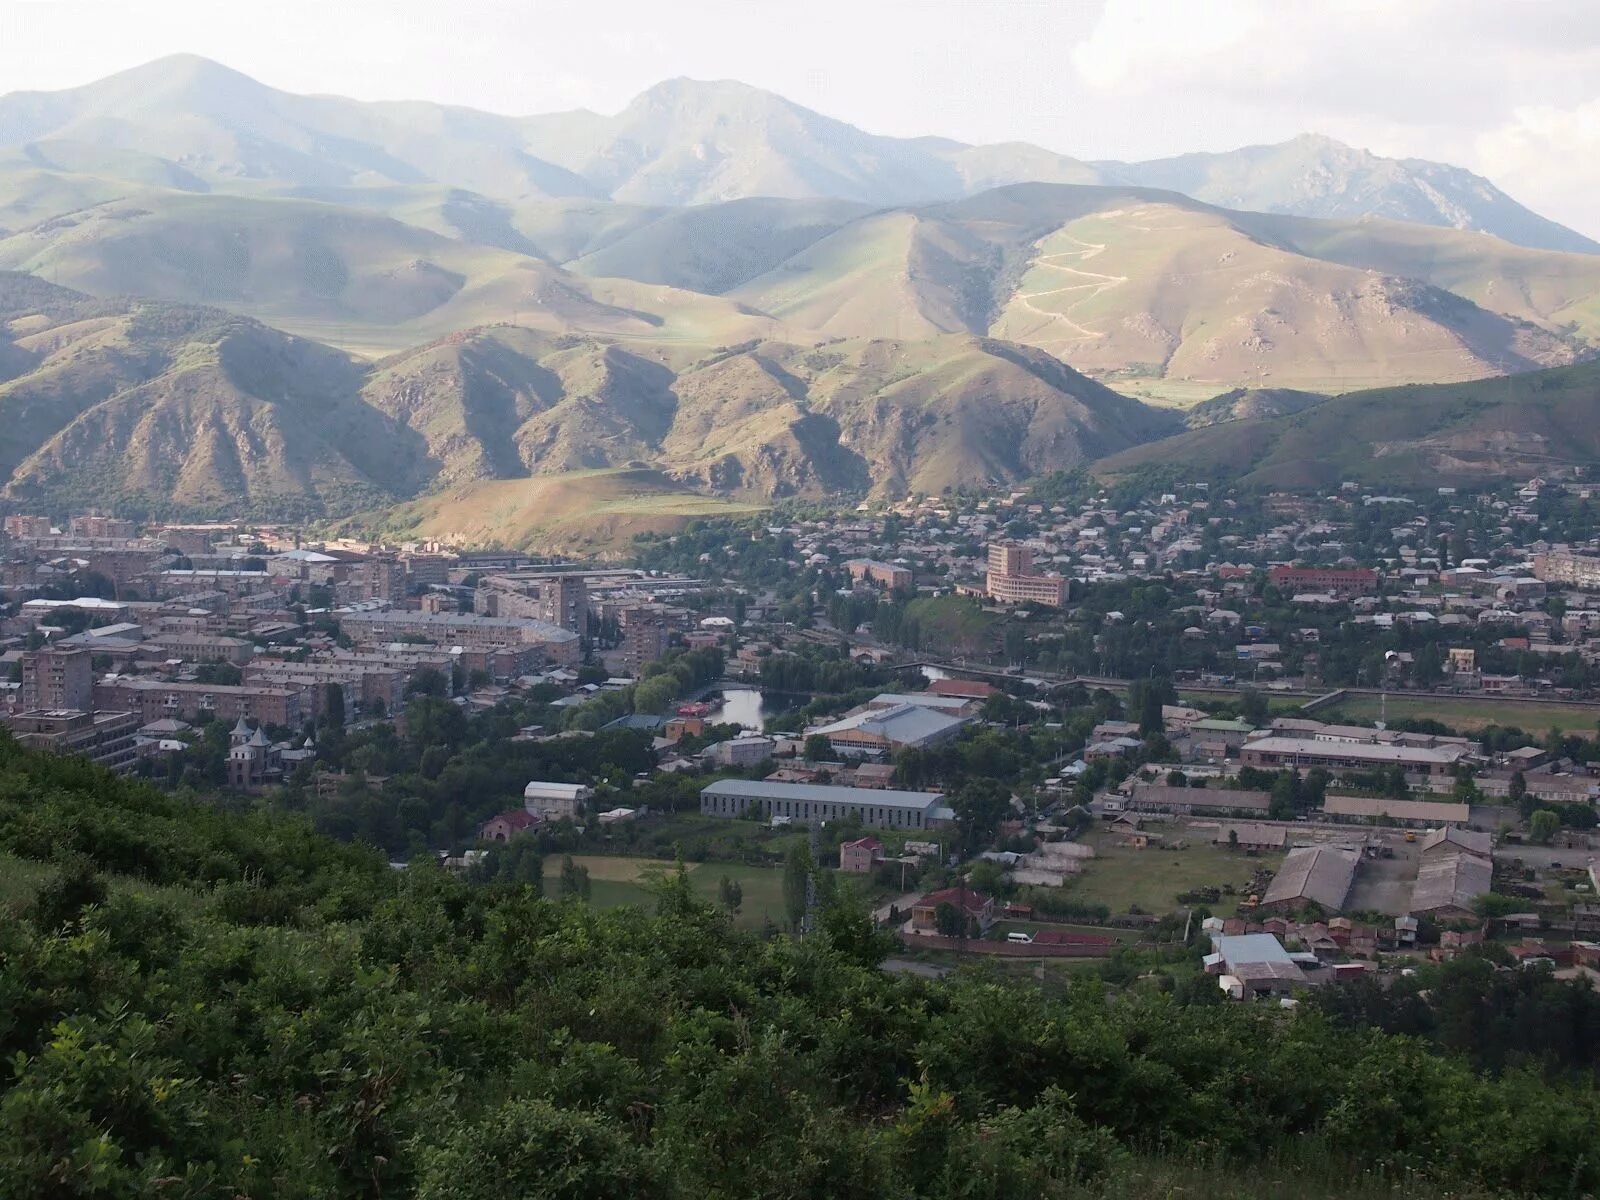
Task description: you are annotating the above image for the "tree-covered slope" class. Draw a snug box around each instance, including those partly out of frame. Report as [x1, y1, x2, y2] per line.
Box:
[0, 732, 1597, 1197]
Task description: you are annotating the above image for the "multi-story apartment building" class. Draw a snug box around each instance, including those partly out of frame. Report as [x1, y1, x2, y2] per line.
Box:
[622, 607, 674, 676]
[1533, 550, 1600, 590]
[3, 515, 54, 538]
[21, 648, 93, 712]
[985, 541, 1067, 607]
[844, 559, 912, 591]
[5, 709, 140, 773]
[476, 572, 590, 634]
[93, 678, 307, 727]
[1266, 566, 1379, 596]
[336, 609, 581, 665]
[69, 516, 138, 539]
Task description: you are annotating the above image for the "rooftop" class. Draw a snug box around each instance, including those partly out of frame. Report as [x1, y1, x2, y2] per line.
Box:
[701, 778, 944, 810]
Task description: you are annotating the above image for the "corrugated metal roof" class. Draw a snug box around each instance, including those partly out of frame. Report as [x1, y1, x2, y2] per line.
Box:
[1262, 845, 1359, 910]
[701, 779, 944, 809]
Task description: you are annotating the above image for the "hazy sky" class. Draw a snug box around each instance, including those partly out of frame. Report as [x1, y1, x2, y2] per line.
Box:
[7, 0, 1600, 235]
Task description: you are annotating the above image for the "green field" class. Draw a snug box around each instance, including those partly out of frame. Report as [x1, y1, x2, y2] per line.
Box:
[545, 854, 791, 929]
[1058, 831, 1280, 918]
[1321, 693, 1600, 735]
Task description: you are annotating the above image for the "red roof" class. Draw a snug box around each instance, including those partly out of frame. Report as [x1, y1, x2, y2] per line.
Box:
[483, 809, 540, 832]
[915, 886, 992, 915]
[843, 837, 884, 852]
[929, 678, 997, 699]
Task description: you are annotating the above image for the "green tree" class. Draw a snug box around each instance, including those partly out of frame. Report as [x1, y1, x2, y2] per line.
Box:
[558, 854, 592, 900]
[1530, 808, 1561, 845]
[418, 1098, 663, 1200]
[717, 874, 743, 914]
[782, 844, 813, 930]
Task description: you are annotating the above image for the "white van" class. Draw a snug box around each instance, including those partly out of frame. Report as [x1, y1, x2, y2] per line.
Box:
[1006, 932, 1034, 945]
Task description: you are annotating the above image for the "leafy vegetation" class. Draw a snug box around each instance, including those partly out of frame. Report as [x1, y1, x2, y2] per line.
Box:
[2, 734, 1599, 1196]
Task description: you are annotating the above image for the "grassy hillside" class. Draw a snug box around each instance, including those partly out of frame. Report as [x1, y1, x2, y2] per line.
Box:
[1185, 387, 1329, 428]
[376, 467, 765, 554]
[0, 193, 780, 356]
[1096, 360, 1600, 490]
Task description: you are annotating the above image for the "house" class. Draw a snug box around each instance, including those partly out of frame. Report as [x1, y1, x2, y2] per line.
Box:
[909, 886, 995, 935]
[523, 780, 592, 821]
[1209, 933, 1306, 998]
[479, 809, 541, 841]
[839, 837, 885, 874]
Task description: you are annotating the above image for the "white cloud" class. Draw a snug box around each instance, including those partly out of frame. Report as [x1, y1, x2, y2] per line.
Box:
[1477, 100, 1600, 240]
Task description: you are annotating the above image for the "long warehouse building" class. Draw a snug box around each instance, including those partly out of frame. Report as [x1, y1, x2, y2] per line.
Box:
[700, 779, 952, 830]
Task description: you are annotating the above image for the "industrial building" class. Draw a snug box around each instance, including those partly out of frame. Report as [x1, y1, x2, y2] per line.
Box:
[699, 779, 950, 829]
[1259, 844, 1361, 913]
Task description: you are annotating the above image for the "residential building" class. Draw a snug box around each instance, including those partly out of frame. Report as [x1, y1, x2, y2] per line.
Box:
[985, 541, 1068, 607]
[21, 647, 92, 712]
[910, 886, 995, 934]
[1267, 566, 1378, 596]
[1209, 933, 1305, 998]
[93, 678, 306, 726]
[5, 709, 140, 773]
[844, 559, 912, 591]
[1240, 736, 1467, 779]
[839, 836, 884, 873]
[1533, 550, 1600, 590]
[337, 609, 580, 665]
[523, 781, 592, 821]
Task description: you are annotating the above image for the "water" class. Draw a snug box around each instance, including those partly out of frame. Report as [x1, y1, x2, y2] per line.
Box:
[705, 687, 806, 731]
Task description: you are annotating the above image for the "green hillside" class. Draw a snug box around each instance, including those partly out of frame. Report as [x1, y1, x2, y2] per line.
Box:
[0, 732, 1595, 1197]
[1096, 360, 1600, 490]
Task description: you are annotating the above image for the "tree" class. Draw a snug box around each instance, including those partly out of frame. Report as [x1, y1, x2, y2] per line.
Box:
[717, 875, 743, 914]
[1509, 769, 1530, 816]
[1530, 808, 1561, 845]
[322, 682, 346, 729]
[558, 854, 592, 900]
[408, 666, 449, 698]
[933, 900, 966, 937]
[803, 734, 832, 762]
[1165, 769, 1188, 788]
[952, 778, 1012, 856]
[782, 844, 813, 930]
[1227, 828, 1239, 851]
[1237, 689, 1269, 727]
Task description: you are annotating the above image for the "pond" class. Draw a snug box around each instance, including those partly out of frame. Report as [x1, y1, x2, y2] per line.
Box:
[704, 687, 807, 732]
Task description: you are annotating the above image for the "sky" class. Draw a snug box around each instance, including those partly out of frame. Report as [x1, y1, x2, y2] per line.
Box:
[6, 0, 1600, 236]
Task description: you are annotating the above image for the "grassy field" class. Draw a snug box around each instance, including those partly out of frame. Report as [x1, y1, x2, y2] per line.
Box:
[545, 854, 791, 929]
[1321, 693, 1600, 735]
[1059, 830, 1280, 918]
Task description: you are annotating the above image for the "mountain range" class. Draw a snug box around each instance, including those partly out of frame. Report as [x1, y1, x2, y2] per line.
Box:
[0, 56, 1598, 538]
[2, 56, 1592, 253]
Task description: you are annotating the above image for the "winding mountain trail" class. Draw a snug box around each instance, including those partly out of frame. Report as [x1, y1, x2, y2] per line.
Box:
[1010, 233, 1127, 343]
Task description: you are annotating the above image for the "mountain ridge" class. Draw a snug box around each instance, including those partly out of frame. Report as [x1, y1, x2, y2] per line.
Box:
[0, 55, 1590, 253]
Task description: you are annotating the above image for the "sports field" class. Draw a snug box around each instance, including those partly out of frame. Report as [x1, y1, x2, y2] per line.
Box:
[1321, 693, 1600, 735]
[544, 854, 790, 929]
